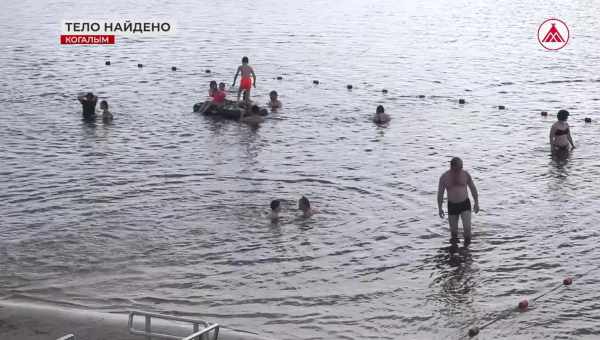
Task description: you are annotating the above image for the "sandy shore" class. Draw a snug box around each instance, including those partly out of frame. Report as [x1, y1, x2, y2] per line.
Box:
[0, 298, 270, 340]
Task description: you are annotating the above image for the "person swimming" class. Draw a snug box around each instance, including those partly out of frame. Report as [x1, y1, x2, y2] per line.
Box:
[549, 109, 575, 152]
[78, 92, 97, 120]
[267, 90, 282, 110]
[269, 199, 281, 222]
[373, 105, 390, 124]
[100, 100, 113, 123]
[232, 56, 256, 103]
[298, 196, 317, 218]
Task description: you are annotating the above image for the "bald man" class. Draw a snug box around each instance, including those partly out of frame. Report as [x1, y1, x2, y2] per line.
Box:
[437, 157, 479, 245]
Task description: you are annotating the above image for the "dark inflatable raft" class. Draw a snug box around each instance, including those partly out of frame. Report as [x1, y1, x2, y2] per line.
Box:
[193, 101, 268, 120]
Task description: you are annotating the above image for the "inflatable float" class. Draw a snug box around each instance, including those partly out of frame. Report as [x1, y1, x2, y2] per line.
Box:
[193, 101, 268, 120]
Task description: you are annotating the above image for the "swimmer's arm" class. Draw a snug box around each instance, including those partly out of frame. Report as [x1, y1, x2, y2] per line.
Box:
[567, 127, 575, 148]
[437, 175, 446, 216]
[467, 172, 479, 213]
[549, 125, 556, 146]
[232, 66, 241, 86]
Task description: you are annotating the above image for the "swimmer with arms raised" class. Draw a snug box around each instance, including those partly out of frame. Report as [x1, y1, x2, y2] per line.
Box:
[232, 56, 256, 104]
[437, 157, 479, 245]
[78, 92, 97, 120]
[549, 109, 575, 152]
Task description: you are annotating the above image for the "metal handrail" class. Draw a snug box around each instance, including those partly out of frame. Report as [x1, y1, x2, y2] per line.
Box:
[181, 324, 220, 340]
[128, 310, 219, 340]
[56, 335, 75, 340]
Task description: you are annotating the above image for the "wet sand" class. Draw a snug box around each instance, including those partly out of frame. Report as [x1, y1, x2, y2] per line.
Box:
[0, 298, 269, 340]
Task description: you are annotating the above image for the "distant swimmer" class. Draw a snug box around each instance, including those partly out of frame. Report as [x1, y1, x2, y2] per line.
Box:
[78, 92, 97, 120]
[232, 56, 256, 103]
[240, 105, 265, 125]
[100, 100, 113, 123]
[269, 199, 281, 222]
[267, 90, 282, 110]
[437, 157, 479, 245]
[373, 105, 390, 124]
[298, 196, 318, 218]
[549, 109, 575, 153]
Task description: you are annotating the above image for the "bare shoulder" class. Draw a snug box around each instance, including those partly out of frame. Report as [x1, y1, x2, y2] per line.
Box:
[464, 170, 474, 181]
[439, 171, 449, 182]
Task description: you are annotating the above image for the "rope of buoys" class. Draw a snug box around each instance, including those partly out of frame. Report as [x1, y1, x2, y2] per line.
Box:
[464, 265, 600, 339]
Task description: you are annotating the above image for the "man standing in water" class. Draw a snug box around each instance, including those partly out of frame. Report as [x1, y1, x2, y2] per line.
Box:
[437, 157, 479, 245]
[78, 92, 97, 120]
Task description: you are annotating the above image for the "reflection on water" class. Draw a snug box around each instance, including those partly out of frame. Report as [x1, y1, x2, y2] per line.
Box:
[1, 0, 600, 339]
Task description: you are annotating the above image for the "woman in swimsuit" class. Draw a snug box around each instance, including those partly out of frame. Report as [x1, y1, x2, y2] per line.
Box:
[549, 109, 575, 152]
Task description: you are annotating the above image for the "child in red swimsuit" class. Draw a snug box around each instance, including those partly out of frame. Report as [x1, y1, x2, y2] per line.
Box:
[232, 56, 256, 104]
[212, 82, 227, 105]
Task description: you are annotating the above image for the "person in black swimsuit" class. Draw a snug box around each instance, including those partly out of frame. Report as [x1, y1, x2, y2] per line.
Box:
[437, 157, 480, 245]
[78, 92, 98, 120]
[549, 109, 575, 152]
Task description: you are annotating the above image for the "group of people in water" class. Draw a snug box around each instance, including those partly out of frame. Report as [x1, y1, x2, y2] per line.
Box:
[77, 92, 112, 123]
[76, 55, 578, 245]
[196, 56, 282, 124]
[268, 196, 318, 222]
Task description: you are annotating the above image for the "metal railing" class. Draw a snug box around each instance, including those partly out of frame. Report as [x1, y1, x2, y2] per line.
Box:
[128, 310, 219, 340]
[56, 335, 75, 340]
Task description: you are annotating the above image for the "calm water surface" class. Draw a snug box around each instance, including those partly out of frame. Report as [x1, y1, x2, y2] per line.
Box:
[1, 0, 600, 339]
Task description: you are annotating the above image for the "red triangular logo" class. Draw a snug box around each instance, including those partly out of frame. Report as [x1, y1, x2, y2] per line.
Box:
[542, 23, 565, 43]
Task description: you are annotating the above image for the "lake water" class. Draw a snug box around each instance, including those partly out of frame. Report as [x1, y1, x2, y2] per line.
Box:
[1, 0, 600, 339]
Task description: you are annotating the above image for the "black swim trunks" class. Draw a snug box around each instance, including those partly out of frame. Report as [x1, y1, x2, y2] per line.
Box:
[448, 198, 471, 216]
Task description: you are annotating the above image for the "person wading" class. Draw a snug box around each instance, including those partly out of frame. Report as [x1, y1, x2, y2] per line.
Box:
[437, 157, 479, 245]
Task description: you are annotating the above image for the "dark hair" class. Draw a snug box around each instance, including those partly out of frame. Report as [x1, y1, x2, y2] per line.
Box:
[100, 100, 108, 109]
[376, 105, 384, 114]
[270, 200, 280, 210]
[270, 90, 278, 97]
[242, 56, 249, 63]
[209, 80, 218, 88]
[218, 82, 226, 88]
[557, 109, 569, 121]
[450, 157, 462, 169]
[86, 92, 94, 98]
[299, 196, 310, 209]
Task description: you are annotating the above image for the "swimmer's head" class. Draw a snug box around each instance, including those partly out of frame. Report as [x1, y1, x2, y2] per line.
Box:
[209, 80, 218, 89]
[450, 157, 463, 171]
[242, 56, 249, 64]
[251, 105, 260, 115]
[218, 82, 226, 90]
[557, 109, 569, 121]
[269, 90, 278, 100]
[270, 199, 281, 212]
[85, 92, 94, 100]
[100, 100, 108, 110]
[376, 105, 385, 114]
[298, 196, 310, 211]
